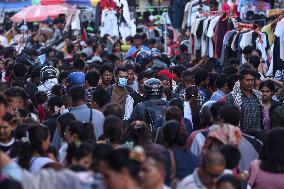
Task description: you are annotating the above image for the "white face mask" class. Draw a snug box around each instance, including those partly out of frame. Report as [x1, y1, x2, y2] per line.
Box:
[161, 97, 167, 101]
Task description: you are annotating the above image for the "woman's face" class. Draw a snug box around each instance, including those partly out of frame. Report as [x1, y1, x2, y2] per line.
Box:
[166, 37, 171, 45]
[64, 128, 75, 144]
[114, 43, 121, 52]
[260, 86, 272, 101]
[140, 158, 164, 188]
[74, 43, 81, 51]
[101, 162, 126, 189]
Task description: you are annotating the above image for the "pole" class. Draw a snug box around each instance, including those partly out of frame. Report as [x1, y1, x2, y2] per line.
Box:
[163, 14, 167, 54]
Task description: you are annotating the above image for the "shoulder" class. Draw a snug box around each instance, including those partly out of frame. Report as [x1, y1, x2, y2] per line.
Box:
[177, 174, 196, 189]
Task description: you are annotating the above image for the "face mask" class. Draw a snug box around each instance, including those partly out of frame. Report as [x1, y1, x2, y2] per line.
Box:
[161, 97, 167, 101]
[118, 77, 128, 87]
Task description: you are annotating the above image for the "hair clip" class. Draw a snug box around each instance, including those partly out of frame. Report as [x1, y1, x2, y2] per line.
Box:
[129, 146, 146, 163]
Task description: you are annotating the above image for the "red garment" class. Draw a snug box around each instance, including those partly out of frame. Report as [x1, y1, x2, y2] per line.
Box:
[100, 0, 117, 9]
[36, 105, 46, 123]
[222, 2, 238, 16]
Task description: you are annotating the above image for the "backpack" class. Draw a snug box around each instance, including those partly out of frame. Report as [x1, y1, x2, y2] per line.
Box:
[141, 100, 169, 130]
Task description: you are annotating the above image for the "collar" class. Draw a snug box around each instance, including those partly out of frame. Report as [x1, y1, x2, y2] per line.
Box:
[71, 104, 88, 110]
[193, 169, 208, 189]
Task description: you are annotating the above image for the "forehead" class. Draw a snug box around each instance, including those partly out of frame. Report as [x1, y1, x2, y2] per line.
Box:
[243, 74, 255, 79]
[118, 71, 128, 75]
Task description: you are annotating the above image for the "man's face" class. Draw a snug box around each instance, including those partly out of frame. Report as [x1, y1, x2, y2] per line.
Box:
[116, 71, 128, 83]
[161, 79, 171, 89]
[134, 38, 141, 47]
[101, 71, 113, 85]
[183, 76, 194, 88]
[127, 69, 135, 82]
[202, 164, 225, 187]
[0, 121, 12, 142]
[240, 74, 255, 92]
[7, 96, 24, 111]
[138, 77, 148, 92]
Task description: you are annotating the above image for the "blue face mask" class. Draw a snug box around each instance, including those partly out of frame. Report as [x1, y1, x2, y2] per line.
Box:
[118, 77, 128, 87]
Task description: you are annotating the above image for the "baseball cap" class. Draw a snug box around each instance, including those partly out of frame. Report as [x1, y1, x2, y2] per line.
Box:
[68, 72, 85, 85]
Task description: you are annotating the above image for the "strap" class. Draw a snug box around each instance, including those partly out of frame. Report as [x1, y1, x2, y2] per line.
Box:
[169, 149, 176, 180]
[89, 108, 93, 123]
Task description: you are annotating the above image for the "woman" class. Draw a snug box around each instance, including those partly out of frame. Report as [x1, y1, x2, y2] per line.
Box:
[162, 121, 198, 182]
[140, 153, 171, 189]
[66, 141, 93, 170]
[102, 115, 123, 149]
[260, 80, 281, 131]
[248, 128, 284, 189]
[0, 113, 15, 154]
[100, 147, 145, 189]
[16, 125, 54, 174]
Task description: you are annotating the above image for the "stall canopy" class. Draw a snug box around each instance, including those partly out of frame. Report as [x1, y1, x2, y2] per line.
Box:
[32, 0, 64, 5]
[0, 0, 31, 12]
[65, 0, 98, 7]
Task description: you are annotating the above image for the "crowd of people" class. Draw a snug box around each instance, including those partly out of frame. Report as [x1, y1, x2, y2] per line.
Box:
[0, 5, 283, 189]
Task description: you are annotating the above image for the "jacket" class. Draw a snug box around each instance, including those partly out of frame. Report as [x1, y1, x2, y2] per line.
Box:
[272, 104, 284, 128]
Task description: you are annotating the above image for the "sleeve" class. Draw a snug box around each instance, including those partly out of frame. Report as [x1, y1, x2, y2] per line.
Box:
[248, 160, 260, 188]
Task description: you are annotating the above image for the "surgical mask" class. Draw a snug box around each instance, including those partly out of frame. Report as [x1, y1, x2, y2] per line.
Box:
[118, 77, 128, 87]
[161, 97, 167, 101]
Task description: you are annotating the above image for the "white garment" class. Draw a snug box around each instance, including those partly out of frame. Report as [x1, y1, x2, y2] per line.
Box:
[29, 157, 54, 174]
[0, 35, 8, 47]
[124, 95, 134, 120]
[274, 18, 284, 61]
[266, 44, 274, 77]
[100, 9, 119, 37]
[38, 78, 58, 95]
[239, 31, 253, 64]
[71, 9, 81, 31]
[201, 16, 214, 56]
[255, 33, 268, 61]
[183, 101, 192, 123]
[58, 142, 68, 164]
[207, 16, 220, 58]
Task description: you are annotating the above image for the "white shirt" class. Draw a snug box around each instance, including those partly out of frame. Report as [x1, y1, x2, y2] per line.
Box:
[29, 157, 54, 174]
[0, 35, 8, 47]
[274, 18, 284, 61]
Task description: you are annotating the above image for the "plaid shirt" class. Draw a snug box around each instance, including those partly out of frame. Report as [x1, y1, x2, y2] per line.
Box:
[241, 93, 263, 133]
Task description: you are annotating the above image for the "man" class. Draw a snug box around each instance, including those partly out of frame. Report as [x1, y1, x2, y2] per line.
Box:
[38, 66, 58, 96]
[210, 74, 229, 101]
[11, 63, 38, 102]
[92, 87, 111, 112]
[107, 66, 136, 120]
[222, 68, 263, 133]
[177, 150, 225, 189]
[4, 87, 28, 112]
[126, 34, 150, 57]
[125, 63, 138, 91]
[69, 85, 105, 140]
[99, 64, 114, 89]
[151, 48, 168, 69]
[194, 68, 210, 105]
[175, 70, 194, 97]
[85, 71, 100, 107]
[82, 38, 94, 58]
[0, 113, 14, 153]
[130, 78, 168, 129]
[48, 18, 64, 45]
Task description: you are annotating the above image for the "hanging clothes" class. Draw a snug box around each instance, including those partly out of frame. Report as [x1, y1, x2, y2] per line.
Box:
[172, 0, 188, 29]
[100, 9, 119, 37]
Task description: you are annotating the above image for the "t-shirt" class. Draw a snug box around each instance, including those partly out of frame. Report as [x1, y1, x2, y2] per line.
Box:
[0, 138, 15, 153]
[274, 18, 284, 61]
[29, 157, 54, 174]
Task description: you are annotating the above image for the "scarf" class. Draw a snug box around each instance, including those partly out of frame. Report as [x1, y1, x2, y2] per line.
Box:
[111, 85, 128, 111]
[230, 81, 263, 110]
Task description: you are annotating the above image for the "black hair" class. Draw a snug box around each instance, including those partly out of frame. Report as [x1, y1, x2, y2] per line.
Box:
[216, 174, 242, 189]
[73, 59, 86, 70]
[220, 145, 241, 169]
[249, 55, 260, 69]
[181, 70, 193, 80]
[204, 62, 216, 73]
[148, 38, 156, 45]
[185, 85, 201, 129]
[66, 43, 75, 54]
[103, 102, 124, 120]
[0, 179, 23, 189]
[228, 58, 239, 66]
[216, 74, 228, 89]
[4, 87, 28, 100]
[261, 128, 284, 173]
[114, 66, 127, 77]
[57, 112, 76, 139]
[0, 94, 8, 107]
[137, 71, 148, 82]
[169, 98, 184, 114]
[242, 45, 254, 55]
[210, 101, 225, 122]
[102, 148, 143, 183]
[239, 68, 255, 81]
[51, 84, 65, 97]
[34, 91, 48, 106]
[69, 85, 86, 103]
[18, 125, 50, 169]
[86, 71, 100, 87]
[162, 120, 187, 147]
[12, 63, 28, 78]
[58, 71, 69, 84]
[67, 120, 96, 143]
[103, 115, 123, 144]
[194, 68, 208, 85]
[259, 80, 275, 93]
[226, 74, 239, 91]
[251, 49, 262, 57]
[66, 141, 93, 166]
[92, 87, 111, 109]
[2, 112, 13, 123]
[125, 36, 134, 44]
[30, 67, 41, 79]
[124, 121, 151, 147]
[222, 65, 238, 75]
[47, 96, 63, 113]
[219, 105, 240, 126]
[99, 63, 114, 75]
[124, 63, 135, 72]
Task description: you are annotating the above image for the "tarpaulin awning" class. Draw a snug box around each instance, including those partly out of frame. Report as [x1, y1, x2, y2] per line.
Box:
[32, 0, 65, 5]
[0, 1, 31, 12]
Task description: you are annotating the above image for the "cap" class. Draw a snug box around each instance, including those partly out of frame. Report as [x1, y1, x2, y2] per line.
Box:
[68, 72, 85, 85]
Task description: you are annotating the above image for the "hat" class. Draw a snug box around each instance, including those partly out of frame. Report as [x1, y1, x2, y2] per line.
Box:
[87, 56, 102, 64]
[68, 72, 85, 85]
[158, 69, 176, 80]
